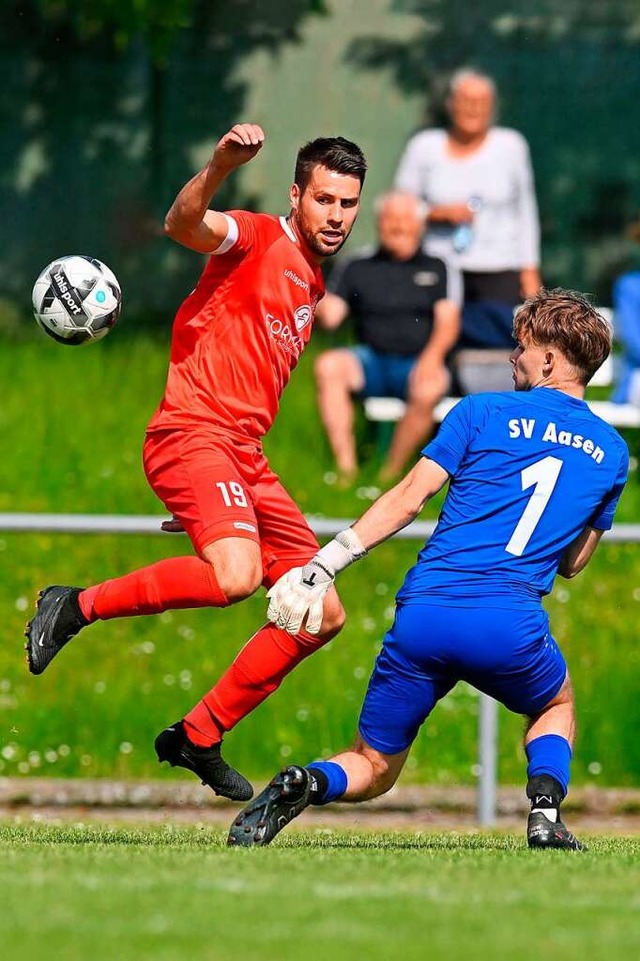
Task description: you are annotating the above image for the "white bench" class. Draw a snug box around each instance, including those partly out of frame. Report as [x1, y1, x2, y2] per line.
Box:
[363, 393, 640, 430]
[363, 308, 640, 432]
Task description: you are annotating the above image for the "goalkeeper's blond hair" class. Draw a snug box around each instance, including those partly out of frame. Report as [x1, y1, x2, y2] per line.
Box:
[513, 288, 611, 386]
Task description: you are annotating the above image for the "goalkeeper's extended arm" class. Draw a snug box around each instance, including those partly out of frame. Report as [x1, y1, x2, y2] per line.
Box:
[267, 528, 367, 635]
[267, 458, 450, 635]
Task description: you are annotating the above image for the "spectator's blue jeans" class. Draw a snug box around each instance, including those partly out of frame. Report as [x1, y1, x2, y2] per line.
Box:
[350, 344, 416, 400]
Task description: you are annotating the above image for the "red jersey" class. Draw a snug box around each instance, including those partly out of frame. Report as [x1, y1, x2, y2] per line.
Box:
[147, 212, 325, 439]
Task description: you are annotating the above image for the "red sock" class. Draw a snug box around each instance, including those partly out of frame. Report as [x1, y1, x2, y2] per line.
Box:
[183, 624, 326, 745]
[78, 556, 228, 621]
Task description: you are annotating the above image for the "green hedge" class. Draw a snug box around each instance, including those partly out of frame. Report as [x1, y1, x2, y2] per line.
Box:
[2, 332, 640, 787]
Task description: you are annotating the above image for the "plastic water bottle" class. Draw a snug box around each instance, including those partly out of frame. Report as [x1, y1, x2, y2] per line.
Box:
[452, 223, 473, 253]
[452, 195, 482, 253]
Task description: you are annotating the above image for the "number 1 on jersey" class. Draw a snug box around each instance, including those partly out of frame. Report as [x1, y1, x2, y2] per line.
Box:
[505, 455, 563, 556]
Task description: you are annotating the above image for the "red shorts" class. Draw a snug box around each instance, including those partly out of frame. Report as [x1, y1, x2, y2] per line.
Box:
[143, 428, 319, 587]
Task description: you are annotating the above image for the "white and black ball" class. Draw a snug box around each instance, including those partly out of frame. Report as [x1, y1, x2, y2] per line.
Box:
[32, 255, 122, 345]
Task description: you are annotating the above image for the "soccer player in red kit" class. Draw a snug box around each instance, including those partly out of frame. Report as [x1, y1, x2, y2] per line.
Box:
[25, 123, 367, 801]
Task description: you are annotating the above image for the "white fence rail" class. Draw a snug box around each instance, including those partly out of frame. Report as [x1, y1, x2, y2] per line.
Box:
[3, 512, 640, 541]
[4, 511, 640, 825]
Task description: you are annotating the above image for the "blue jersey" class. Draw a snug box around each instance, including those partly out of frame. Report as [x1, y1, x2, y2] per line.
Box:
[397, 388, 629, 608]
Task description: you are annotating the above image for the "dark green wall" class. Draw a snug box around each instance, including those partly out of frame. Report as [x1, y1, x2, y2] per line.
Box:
[3, 0, 640, 324]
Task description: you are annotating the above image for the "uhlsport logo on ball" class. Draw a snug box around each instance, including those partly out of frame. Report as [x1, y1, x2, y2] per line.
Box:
[32, 255, 122, 345]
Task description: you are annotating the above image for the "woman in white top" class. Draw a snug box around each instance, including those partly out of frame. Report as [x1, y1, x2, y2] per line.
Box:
[395, 68, 541, 352]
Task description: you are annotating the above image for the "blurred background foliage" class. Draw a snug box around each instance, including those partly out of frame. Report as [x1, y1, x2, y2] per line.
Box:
[3, 0, 640, 328]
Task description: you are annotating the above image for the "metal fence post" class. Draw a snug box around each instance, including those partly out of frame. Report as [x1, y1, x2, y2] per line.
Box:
[477, 694, 499, 826]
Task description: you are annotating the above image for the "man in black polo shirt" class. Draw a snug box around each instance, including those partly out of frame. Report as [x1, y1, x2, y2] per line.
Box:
[314, 192, 461, 483]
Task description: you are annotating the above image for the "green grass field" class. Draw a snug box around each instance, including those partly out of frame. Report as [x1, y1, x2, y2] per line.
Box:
[2, 821, 639, 961]
[2, 331, 640, 786]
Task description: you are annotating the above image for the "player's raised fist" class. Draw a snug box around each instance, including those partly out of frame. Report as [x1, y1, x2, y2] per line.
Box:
[213, 124, 265, 170]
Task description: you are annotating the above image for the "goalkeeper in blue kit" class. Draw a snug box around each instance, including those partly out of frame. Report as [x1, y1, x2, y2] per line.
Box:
[228, 288, 629, 851]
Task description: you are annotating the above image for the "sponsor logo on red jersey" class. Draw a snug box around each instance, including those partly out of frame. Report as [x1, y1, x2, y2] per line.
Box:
[294, 305, 312, 331]
[284, 269, 310, 292]
[265, 313, 304, 356]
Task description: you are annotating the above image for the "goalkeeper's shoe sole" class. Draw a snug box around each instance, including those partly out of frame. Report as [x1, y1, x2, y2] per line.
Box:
[227, 765, 311, 846]
[24, 585, 87, 676]
[155, 721, 253, 802]
[527, 811, 586, 851]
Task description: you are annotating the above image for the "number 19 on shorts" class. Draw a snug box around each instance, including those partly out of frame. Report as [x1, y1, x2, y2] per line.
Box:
[216, 481, 248, 508]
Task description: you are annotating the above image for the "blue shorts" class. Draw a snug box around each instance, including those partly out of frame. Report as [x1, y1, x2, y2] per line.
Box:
[351, 345, 416, 400]
[358, 602, 567, 755]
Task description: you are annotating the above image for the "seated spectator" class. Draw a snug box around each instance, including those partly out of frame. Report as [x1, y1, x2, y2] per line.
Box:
[314, 192, 461, 484]
[394, 67, 541, 351]
[611, 221, 640, 405]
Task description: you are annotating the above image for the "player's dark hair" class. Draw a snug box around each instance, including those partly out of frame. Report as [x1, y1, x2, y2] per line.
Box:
[294, 137, 367, 193]
[513, 287, 612, 385]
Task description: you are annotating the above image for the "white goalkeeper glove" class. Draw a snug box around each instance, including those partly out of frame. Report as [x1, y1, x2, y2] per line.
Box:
[267, 559, 334, 635]
[266, 528, 367, 635]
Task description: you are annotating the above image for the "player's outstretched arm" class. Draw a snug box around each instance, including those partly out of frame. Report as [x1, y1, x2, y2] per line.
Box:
[164, 123, 265, 253]
[267, 458, 449, 635]
[350, 457, 448, 551]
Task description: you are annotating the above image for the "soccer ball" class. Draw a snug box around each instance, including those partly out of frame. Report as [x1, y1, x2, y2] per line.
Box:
[32, 255, 122, 346]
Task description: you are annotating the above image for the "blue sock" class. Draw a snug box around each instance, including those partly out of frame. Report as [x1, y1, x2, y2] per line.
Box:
[525, 734, 572, 797]
[306, 761, 348, 805]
